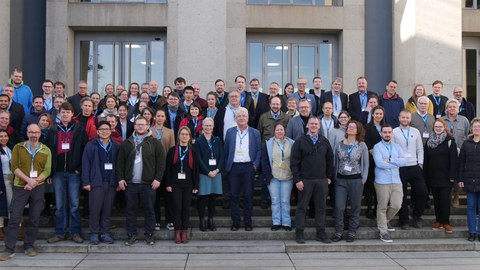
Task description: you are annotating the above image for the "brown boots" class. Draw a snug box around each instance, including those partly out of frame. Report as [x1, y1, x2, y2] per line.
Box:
[0, 227, 4, 240]
[174, 230, 189, 244]
[451, 192, 460, 208]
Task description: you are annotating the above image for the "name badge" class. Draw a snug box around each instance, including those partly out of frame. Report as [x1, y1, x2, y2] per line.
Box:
[30, 170, 38, 178]
[209, 159, 217, 166]
[436, 114, 441, 119]
[192, 139, 196, 144]
[423, 132, 429, 138]
[279, 162, 286, 169]
[178, 173, 186, 179]
[344, 165, 352, 172]
[232, 123, 237, 127]
[135, 155, 142, 164]
[104, 163, 113, 170]
[236, 149, 244, 156]
[61, 143, 70, 150]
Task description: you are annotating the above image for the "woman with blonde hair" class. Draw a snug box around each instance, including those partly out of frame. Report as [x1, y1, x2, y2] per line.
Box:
[406, 84, 434, 115]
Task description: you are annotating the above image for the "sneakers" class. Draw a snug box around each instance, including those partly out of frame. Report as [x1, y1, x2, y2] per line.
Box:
[89, 234, 99, 245]
[125, 234, 138, 246]
[331, 233, 343, 242]
[387, 222, 395, 232]
[432, 222, 443, 230]
[0, 251, 15, 261]
[145, 234, 155, 245]
[443, 224, 453, 233]
[155, 223, 161, 231]
[72, 235, 84, 244]
[100, 233, 114, 244]
[166, 223, 174, 231]
[24, 247, 37, 257]
[380, 233, 393, 243]
[47, 235, 65, 244]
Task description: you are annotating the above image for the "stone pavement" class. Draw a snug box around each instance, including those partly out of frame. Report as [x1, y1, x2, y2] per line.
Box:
[1, 251, 480, 269]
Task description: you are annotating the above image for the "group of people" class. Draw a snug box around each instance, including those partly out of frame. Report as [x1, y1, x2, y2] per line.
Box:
[0, 68, 479, 261]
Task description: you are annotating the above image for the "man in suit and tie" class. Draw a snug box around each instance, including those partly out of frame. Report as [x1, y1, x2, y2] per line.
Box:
[249, 78, 269, 129]
[320, 77, 348, 118]
[348, 76, 378, 121]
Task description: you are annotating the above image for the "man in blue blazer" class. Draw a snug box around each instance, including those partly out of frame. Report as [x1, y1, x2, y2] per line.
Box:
[224, 107, 261, 231]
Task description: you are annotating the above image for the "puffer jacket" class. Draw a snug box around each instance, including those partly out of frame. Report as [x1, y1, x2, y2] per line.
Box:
[458, 137, 480, 192]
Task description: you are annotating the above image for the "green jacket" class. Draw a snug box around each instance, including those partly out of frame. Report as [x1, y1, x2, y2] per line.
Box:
[12, 142, 52, 187]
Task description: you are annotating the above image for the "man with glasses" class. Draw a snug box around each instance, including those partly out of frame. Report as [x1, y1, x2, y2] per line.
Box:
[214, 89, 243, 142]
[410, 96, 435, 145]
[286, 99, 316, 141]
[163, 92, 186, 140]
[290, 78, 316, 117]
[117, 116, 165, 246]
[67, 81, 89, 115]
[0, 124, 52, 260]
[453, 86, 475, 121]
[320, 77, 348, 118]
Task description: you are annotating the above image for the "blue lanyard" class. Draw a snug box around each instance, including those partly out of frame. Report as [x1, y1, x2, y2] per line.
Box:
[217, 94, 225, 105]
[149, 95, 159, 104]
[98, 140, 112, 162]
[346, 140, 356, 160]
[446, 117, 455, 133]
[274, 139, 286, 161]
[179, 145, 188, 172]
[375, 124, 381, 136]
[381, 140, 392, 158]
[168, 110, 177, 132]
[207, 108, 217, 118]
[193, 117, 199, 131]
[459, 101, 464, 112]
[207, 139, 214, 158]
[433, 95, 441, 107]
[323, 118, 333, 131]
[237, 128, 247, 145]
[228, 104, 237, 120]
[154, 126, 164, 140]
[26, 143, 39, 160]
[58, 124, 74, 133]
[271, 112, 279, 120]
[400, 127, 410, 147]
[421, 114, 428, 130]
[240, 92, 246, 106]
[44, 97, 53, 111]
[183, 101, 190, 112]
[133, 134, 145, 146]
[309, 134, 318, 144]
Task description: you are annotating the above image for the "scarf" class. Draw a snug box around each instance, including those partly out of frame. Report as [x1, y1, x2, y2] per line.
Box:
[427, 131, 447, 149]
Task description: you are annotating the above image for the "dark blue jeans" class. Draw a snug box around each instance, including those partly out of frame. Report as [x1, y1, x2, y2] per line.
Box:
[228, 163, 255, 225]
[53, 172, 81, 236]
[125, 183, 156, 236]
[467, 191, 480, 234]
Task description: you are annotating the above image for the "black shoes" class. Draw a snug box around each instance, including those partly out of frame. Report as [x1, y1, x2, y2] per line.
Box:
[283, 226, 292, 231]
[245, 225, 253, 231]
[315, 231, 331, 244]
[271, 225, 281, 231]
[230, 223, 240, 231]
[207, 218, 217, 231]
[199, 219, 207, 232]
[295, 230, 305, 244]
[468, 233, 476, 242]
[331, 234, 342, 242]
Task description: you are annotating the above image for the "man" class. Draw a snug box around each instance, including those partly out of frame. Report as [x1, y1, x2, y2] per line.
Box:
[20, 96, 46, 140]
[174, 77, 186, 99]
[141, 82, 149, 93]
[106, 114, 123, 144]
[51, 95, 65, 124]
[453, 86, 475, 121]
[74, 97, 98, 141]
[0, 111, 20, 149]
[373, 124, 406, 243]
[47, 102, 89, 244]
[286, 99, 314, 141]
[235, 76, 256, 121]
[98, 84, 116, 111]
[428, 80, 449, 119]
[290, 117, 334, 244]
[214, 79, 229, 108]
[163, 92, 186, 139]
[268, 82, 288, 112]
[410, 96, 435, 145]
[116, 84, 126, 97]
[379, 80, 404, 128]
[54, 81, 67, 98]
[0, 86, 25, 132]
[393, 110, 428, 230]
[257, 96, 290, 142]
[290, 78, 316, 117]
[117, 116, 165, 245]
[42, 80, 55, 114]
[320, 77, 348, 118]
[249, 78, 269, 128]
[349, 76, 377, 121]
[148, 80, 167, 111]
[213, 89, 242, 141]
[319, 101, 338, 142]
[180, 86, 195, 113]
[309, 76, 325, 116]
[0, 68, 33, 115]
[0, 124, 52, 261]
[192, 83, 207, 109]
[224, 108, 261, 231]
[67, 81, 89, 115]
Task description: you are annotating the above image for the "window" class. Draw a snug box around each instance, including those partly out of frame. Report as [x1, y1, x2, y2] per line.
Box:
[76, 34, 165, 95]
[465, 0, 480, 8]
[248, 36, 336, 93]
[246, 0, 343, 6]
[80, 0, 167, 3]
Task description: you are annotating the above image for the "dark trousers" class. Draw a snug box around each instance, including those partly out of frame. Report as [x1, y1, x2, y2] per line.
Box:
[197, 194, 217, 219]
[171, 184, 193, 230]
[295, 179, 328, 231]
[334, 178, 363, 235]
[432, 186, 451, 225]
[155, 181, 173, 225]
[125, 183, 156, 236]
[399, 165, 428, 225]
[229, 163, 255, 225]
[221, 173, 230, 202]
[4, 185, 45, 252]
[89, 182, 116, 235]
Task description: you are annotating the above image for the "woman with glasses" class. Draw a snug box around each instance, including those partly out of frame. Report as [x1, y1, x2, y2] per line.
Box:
[179, 103, 203, 144]
[424, 118, 458, 234]
[406, 84, 434, 115]
[331, 120, 369, 242]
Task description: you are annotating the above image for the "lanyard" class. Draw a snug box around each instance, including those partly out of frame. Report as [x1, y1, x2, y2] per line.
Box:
[400, 127, 410, 147]
[193, 117, 199, 132]
[217, 94, 225, 105]
[309, 134, 318, 144]
[274, 139, 286, 161]
[168, 110, 177, 132]
[421, 114, 428, 130]
[183, 101, 190, 112]
[149, 95, 159, 104]
[58, 123, 74, 133]
[433, 95, 441, 107]
[207, 139, 214, 158]
[133, 134, 145, 151]
[26, 143, 40, 160]
[228, 104, 237, 120]
[240, 92, 246, 106]
[271, 112, 280, 120]
[44, 97, 53, 111]
[179, 145, 188, 172]
[207, 108, 217, 118]
[382, 140, 392, 158]
[446, 117, 455, 133]
[375, 124, 381, 136]
[129, 96, 138, 106]
[154, 126, 164, 140]
[323, 118, 333, 131]
[99, 140, 112, 162]
[237, 128, 247, 145]
[459, 101, 464, 112]
[346, 140, 356, 160]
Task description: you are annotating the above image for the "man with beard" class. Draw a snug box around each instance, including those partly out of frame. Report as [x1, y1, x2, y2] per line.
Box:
[0, 68, 33, 115]
[0, 88, 25, 132]
[148, 80, 167, 111]
[163, 92, 186, 140]
[20, 96, 47, 140]
[214, 79, 229, 109]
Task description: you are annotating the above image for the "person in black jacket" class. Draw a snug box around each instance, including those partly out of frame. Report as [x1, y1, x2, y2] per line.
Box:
[166, 127, 199, 244]
[0, 90, 25, 132]
[458, 117, 480, 241]
[290, 117, 334, 244]
[424, 118, 458, 234]
[453, 86, 476, 122]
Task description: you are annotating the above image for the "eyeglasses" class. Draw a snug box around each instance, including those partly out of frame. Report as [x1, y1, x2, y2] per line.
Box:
[27, 131, 41, 134]
[299, 106, 309, 109]
[135, 123, 148, 127]
[347, 125, 357, 129]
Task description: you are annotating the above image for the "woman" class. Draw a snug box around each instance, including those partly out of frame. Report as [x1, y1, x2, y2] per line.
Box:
[194, 117, 224, 231]
[458, 117, 480, 241]
[0, 129, 12, 239]
[424, 118, 458, 233]
[334, 111, 350, 132]
[127, 82, 140, 109]
[90, 92, 102, 117]
[359, 95, 379, 125]
[163, 86, 173, 97]
[141, 107, 155, 127]
[117, 90, 129, 106]
[282, 83, 295, 108]
[332, 120, 369, 242]
[132, 97, 149, 122]
[204, 91, 218, 119]
[261, 123, 294, 231]
[38, 113, 54, 219]
[363, 105, 386, 219]
[152, 109, 176, 231]
[286, 97, 299, 117]
[98, 96, 118, 121]
[165, 127, 199, 244]
[117, 104, 134, 141]
[406, 84, 434, 115]
[179, 102, 203, 144]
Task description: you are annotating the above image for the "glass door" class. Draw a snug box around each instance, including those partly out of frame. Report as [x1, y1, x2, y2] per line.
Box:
[266, 44, 289, 94]
[465, 49, 479, 113]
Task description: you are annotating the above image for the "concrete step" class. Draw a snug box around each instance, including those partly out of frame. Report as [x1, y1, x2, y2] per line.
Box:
[3, 238, 480, 254]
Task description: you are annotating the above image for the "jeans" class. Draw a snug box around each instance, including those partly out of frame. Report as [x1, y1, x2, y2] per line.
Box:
[267, 178, 293, 227]
[53, 172, 81, 236]
[466, 191, 480, 234]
